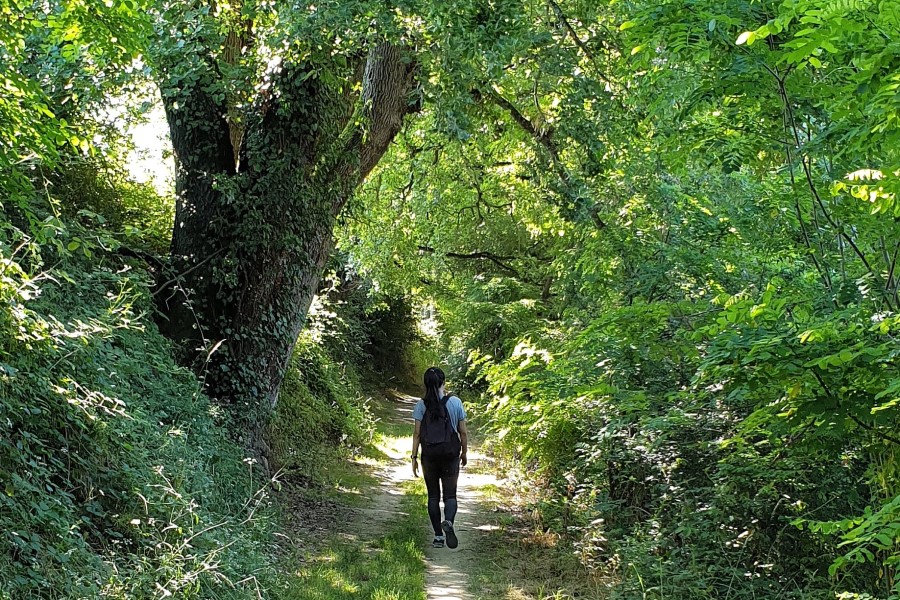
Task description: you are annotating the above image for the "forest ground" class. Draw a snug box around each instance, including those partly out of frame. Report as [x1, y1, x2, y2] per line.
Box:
[274, 389, 606, 600]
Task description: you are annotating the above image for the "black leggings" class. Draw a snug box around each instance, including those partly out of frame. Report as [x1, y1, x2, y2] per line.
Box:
[421, 453, 460, 536]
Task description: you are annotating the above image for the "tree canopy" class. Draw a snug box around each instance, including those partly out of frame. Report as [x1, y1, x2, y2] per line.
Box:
[340, 0, 900, 596]
[3, 0, 900, 597]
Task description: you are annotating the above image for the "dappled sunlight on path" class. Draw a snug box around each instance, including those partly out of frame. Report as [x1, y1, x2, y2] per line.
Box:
[365, 389, 503, 600]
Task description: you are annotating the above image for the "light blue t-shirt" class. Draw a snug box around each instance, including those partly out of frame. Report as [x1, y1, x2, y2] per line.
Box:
[413, 396, 466, 433]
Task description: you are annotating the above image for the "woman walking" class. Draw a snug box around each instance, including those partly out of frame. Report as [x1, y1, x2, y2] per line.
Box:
[411, 367, 468, 548]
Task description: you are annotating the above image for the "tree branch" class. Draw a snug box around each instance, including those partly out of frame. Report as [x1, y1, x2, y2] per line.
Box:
[548, 0, 595, 61]
[357, 44, 419, 181]
[848, 413, 900, 446]
[418, 245, 521, 275]
[221, 6, 254, 167]
[547, 0, 617, 88]
[487, 87, 558, 158]
[778, 75, 893, 310]
[316, 42, 418, 214]
[153, 248, 226, 298]
[812, 370, 900, 446]
[486, 87, 608, 228]
[117, 245, 165, 269]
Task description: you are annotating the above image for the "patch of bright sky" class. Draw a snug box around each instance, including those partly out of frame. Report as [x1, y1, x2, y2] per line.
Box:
[417, 302, 440, 338]
[124, 97, 174, 195]
[100, 82, 174, 194]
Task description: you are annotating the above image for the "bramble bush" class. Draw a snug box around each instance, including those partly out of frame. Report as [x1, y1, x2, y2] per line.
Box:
[1, 199, 281, 598]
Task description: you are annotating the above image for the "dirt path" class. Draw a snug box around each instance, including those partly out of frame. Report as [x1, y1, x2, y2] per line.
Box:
[353, 390, 502, 600]
[422, 446, 499, 600]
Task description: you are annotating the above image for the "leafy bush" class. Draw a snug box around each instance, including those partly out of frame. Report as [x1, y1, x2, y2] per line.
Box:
[0, 199, 281, 598]
[457, 171, 900, 598]
[266, 334, 372, 473]
[51, 159, 174, 254]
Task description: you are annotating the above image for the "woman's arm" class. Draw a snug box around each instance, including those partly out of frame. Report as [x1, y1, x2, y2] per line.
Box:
[458, 420, 468, 466]
[412, 420, 421, 476]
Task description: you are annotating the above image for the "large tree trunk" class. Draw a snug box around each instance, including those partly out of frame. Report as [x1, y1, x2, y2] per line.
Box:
[155, 43, 416, 440]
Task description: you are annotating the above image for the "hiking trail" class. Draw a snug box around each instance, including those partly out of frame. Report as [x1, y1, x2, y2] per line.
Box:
[352, 390, 502, 600]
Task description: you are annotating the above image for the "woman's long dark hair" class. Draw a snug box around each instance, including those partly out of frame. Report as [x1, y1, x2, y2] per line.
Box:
[423, 367, 446, 421]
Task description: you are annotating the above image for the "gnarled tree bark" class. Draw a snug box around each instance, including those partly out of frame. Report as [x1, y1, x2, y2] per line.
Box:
[155, 42, 417, 444]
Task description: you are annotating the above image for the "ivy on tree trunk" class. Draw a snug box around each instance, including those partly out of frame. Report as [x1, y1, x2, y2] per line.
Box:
[155, 41, 416, 444]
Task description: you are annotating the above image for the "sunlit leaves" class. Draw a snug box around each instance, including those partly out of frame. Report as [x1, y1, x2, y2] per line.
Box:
[735, 30, 754, 45]
[1, 0, 152, 192]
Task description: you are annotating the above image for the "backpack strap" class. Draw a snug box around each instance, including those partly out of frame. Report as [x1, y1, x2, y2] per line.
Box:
[424, 396, 451, 421]
[441, 396, 456, 429]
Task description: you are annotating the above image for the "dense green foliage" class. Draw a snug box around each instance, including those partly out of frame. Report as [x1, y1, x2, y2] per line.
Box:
[0, 169, 410, 596]
[0, 192, 281, 597]
[5, 0, 900, 598]
[341, 0, 900, 598]
[2, 1, 428, 592]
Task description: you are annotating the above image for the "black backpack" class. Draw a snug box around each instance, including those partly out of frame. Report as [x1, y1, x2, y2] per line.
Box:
[420, 395, 461, 459]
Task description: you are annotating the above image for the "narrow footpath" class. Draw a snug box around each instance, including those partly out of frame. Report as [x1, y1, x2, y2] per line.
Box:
[281, 388, 602, 599]
[353, 390, 502, 600]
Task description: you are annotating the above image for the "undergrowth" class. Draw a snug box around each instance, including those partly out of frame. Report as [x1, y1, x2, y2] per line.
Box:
[1, 213, 281, 598]
[1, 168, 415, 597]
[267, 337, 372, 476]
[275, 484, 427, 600]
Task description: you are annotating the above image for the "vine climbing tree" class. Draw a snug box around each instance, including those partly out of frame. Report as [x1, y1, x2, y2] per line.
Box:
[151, 3, 418, 437]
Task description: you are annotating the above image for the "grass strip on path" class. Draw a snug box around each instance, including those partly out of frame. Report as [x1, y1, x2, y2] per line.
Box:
[275, 391, 429, 600]
[276, 483, 427, 600]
